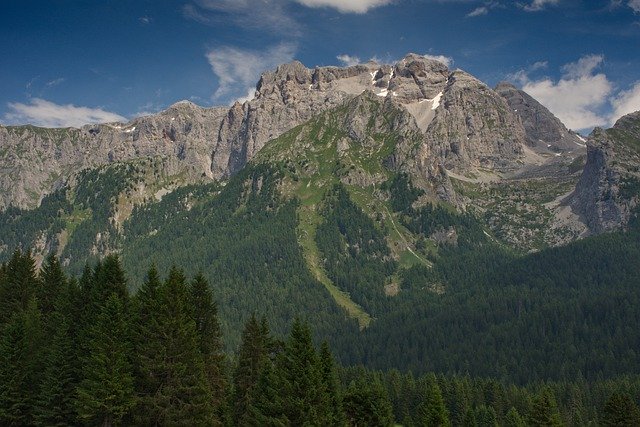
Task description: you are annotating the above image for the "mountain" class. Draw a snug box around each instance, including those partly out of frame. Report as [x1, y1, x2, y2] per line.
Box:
[1, 54, 640, 381]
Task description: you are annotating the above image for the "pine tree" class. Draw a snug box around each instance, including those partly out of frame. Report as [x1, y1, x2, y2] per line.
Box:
[134, 267, 214, 425]
[232, 313, 270, 424]
[38, 253, 67, 318]
[0, 298, 43, 426]
[0, 249, 39, 325]
[600, 391, 640, 426]
[527, 387, 563, 426]
[319, 340, 344, 425]
[190, 272, 226, 420]
[75, 294, 135, 427]
[417, 374, 451, 427]
[504, 407, 526, 427]
[342, 374, 394, 427]
[277, 318, 325, 425]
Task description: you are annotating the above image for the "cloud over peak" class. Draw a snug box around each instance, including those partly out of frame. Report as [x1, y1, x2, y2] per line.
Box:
[3, 98, 126, 128]
[294, 0, 393, 13]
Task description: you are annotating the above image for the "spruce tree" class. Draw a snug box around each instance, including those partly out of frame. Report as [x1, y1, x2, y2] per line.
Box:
[232, 313, 270, 424]
[319, 340, 344, 425]
[0, 298, 43, 426]
[246, 360, 287, 426]
[190, 272, 226, 419]
[342, 375, 394, 427]
[527, 387, 563, 426]
[38, 253, 67, 318]
[0, 249, 39, 324]
[134, 267, 214, 425]
[600, 391, 640, 426]
[504, 407, 526, 427]
[75, 294, 135, 426]
[277, 318, 325, 425]
[417, 374, 451, 427]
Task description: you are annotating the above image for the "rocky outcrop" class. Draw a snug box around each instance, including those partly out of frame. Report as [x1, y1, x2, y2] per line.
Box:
[495, 81, 584, 151]
[569, 111, 640, 233]
[424, 71, 526, 172]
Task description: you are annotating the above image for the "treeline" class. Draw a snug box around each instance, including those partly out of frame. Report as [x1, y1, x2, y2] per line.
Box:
[2, 250, 640, 426]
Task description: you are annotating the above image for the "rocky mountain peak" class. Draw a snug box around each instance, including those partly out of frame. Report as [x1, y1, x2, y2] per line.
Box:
[495, 80, 584, 151]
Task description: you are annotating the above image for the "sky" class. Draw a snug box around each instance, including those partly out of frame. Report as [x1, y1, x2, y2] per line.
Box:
[1, 0, 639, 132]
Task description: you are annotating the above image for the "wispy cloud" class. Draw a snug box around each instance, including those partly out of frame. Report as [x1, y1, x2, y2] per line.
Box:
[423, 54, 454, 68]
[3, 98, 126, 128]
[139, 15, 152, 24]
[466, 6, 488, 17]
[183, 0, 301, 35]
[629, 0, 640, 12]
[206, 43, 297, 103]
[46, 77, 65, 88]
[294, 0, 394, 13]
[336, 54, 362, 66]
[523, 0, 559, 12]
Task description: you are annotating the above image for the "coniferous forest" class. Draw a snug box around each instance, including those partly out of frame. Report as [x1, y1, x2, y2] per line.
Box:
[2, 250, 640, 426]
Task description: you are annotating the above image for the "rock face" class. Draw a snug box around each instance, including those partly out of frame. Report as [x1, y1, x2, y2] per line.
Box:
[569, 111, 640, 233]
[424, 71, 526, 172]
[495, 81, 584, 150]
[0, 53, 587, 211]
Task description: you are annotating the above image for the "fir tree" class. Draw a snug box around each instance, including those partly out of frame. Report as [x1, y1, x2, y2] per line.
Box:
[0, 249, 39, 324]
[75, 294, 135, 427]
[342, 375, 394, 427]
[504, 407, 526, 427]
[134, 267, 214, 425]
[600, 391, 640, 426]
[475, 405, 498, 427]
[190, 272, 226, 419]
[232, 313, 270, 424]
[319, 340, 344, 425]
[38, 253, 66, 318]
[417, 374, 451, 427]
[0, 298, 43, 426]
[527, 387, 563, 426]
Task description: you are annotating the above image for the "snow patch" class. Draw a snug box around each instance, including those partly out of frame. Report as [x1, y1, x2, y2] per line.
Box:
[430, 91, 443, 110]
[377, 89, 388, 97]
[124, 126, 136, 133]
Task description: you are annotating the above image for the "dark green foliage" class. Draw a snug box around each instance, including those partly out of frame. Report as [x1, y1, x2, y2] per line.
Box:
[133, 267, 214, 425]
[316, 184, 396, 313]
[75, 294, 135, 426]
[527, 387, 563, 426]
[0, 249, 39, 324]
[0, 298, 43, 426]
[383, 172, 424, 212]
[319, 340, 344, 426]
[600, 391, 640, 426]
[504, 407, 526, 427]
[417, 374, 450, 427]
[342, 374, 394, 427]
[38, 253, 67, 317]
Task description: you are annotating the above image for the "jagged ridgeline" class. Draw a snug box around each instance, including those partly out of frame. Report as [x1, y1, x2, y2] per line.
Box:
[1, 54, 640, 382]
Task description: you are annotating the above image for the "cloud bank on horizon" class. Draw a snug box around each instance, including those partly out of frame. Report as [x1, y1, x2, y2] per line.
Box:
[1, 0, 639, 130]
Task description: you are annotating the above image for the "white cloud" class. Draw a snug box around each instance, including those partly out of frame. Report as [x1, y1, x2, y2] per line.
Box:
[294, 0, 393, 13]
[523, 0, 559, 12]
[206, 43, 297, 103]
[517, 55, 613, 131]
[423, 54, 454, 68]
[336, 54, 362, 66]
[46, 77, 65, 87]
[611, 81, 640, 124]
[3, 98, 126, 128]
[630, 0, 640, 12]
[184, 0, 300, 35]
[466, 6, 488, 17]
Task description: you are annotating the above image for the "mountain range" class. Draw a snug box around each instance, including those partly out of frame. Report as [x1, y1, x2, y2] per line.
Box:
[1, 53, 639, 381]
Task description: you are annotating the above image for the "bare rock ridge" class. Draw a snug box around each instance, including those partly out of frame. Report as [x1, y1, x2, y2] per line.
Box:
[569, 111, 640, 233]
[0, 53, 594, 210]
[495, 81, 584, 151]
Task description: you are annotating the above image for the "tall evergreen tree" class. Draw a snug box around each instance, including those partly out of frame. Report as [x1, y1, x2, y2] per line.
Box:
[527, 387, 563, 427]
[417, 374, 451, 427]
[38, 253, 66, 318]
[342, 375, 394, 427]
[504, 407, 526, 427]
[319, 340, 344, 425]
[134, 267, 214, 425]
[0, 298, 43, 426]
[190, 272, 226, 419]
[277, 318, 325, 425]
[0, 250, 39, 324]
[232, 313, 270, 424]
[600, 391, 640, 426]
[75, 294, 135, 427]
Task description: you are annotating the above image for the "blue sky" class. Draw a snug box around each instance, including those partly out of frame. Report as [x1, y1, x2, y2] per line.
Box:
[1, 0, 639, 132]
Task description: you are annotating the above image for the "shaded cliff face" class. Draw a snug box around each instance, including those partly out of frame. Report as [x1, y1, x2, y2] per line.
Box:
[495, 81, 584, 151]
[569, 112, 640, 233]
